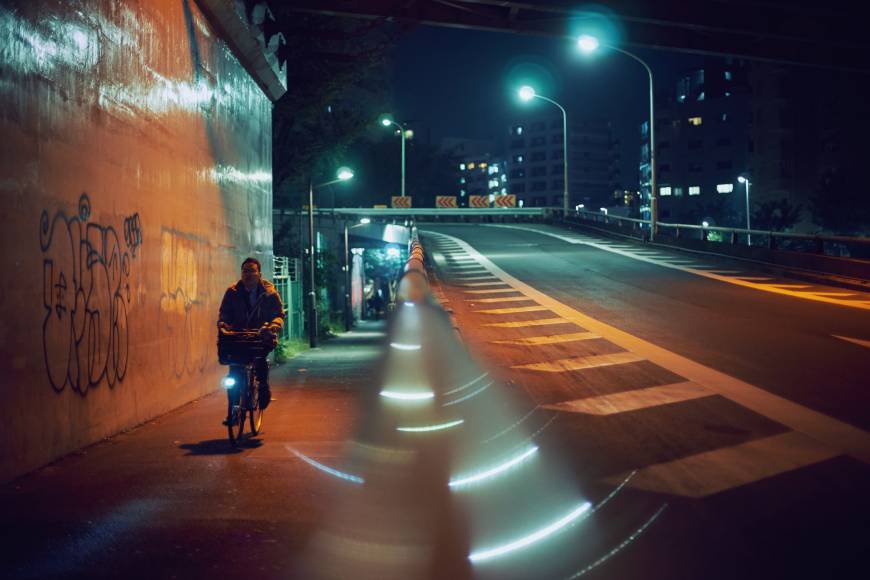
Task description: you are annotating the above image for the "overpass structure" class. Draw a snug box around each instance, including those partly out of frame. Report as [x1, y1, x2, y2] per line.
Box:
[286, 0, 870, 72]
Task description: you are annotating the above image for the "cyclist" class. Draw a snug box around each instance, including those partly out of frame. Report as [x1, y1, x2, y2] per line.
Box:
[218, 257, 285, 426]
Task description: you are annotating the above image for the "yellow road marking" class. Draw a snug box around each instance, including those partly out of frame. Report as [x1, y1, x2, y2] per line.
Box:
[832, 335, 870, 349]
[603, 431, 840, 498]
[465, 288, 521, 294]
[542, 381, 710, 415]
[493, 331, 600, 346]
[429, 229, 870, 462]
[470, 296, 534, 303]
[802, 292, 855, 297]
[513, 351, 645, 372]
[483, 318, 574, 328]
[765, 284, 811, 289]
[476, 306, 548, 315]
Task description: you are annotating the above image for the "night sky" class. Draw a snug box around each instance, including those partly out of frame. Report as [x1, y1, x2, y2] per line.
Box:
[389, 24, 708, 188]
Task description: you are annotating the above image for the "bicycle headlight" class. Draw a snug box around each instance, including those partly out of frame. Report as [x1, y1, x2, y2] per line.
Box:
[222, 376, 236, 389]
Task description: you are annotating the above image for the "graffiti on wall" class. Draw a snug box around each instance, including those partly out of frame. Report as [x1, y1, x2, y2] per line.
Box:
[159, 227, 213, 379]
[41, 194, 140, 394]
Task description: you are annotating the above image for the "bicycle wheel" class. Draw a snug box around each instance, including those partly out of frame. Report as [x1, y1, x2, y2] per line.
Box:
[228, 384, 246, 445]
[249, 370, 263, 435]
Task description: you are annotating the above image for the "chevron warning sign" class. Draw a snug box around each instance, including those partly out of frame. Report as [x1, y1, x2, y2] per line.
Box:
[391, 196, 412, 208]
[436, 196, 458, 208]
[494, 194, 517, 208]
[469, 195, 489, 208]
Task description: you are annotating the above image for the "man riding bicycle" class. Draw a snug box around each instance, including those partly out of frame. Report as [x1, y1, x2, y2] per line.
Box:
[218, 257, 285, 426]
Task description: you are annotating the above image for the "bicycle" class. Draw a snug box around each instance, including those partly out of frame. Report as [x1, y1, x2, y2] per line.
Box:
[218, 329, 269, 445]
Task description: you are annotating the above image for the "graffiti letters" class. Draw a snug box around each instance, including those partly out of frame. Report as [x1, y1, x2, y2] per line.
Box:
[40, 194, 140, 394]
[158, 228, 213, 379]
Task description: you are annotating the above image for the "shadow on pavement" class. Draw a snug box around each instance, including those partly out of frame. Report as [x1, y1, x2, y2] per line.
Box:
[178, 438, 262, 455]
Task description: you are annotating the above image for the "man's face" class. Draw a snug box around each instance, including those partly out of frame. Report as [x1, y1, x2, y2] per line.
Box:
[241, 262, 261, 290]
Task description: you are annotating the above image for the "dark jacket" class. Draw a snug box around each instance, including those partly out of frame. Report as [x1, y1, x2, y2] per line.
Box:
[218, 279, 285, 331]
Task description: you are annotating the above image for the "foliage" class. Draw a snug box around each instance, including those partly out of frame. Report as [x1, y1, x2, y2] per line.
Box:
[271, 12, 406, 208]
[274, 337, 307, 364]
[752, 198, 802, 232]
[363, 247, 406, 281]
[810, 169, 870, 234]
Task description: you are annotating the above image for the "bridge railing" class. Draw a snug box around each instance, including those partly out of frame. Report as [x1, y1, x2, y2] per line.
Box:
[568, 210, 870, 261]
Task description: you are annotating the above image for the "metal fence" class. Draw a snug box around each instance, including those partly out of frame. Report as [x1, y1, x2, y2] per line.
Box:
[273, 256, 303, 340]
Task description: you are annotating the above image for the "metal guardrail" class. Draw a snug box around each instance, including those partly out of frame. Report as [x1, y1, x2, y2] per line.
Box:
[331, 208, 549, 217]
[569, 210, 870, 260]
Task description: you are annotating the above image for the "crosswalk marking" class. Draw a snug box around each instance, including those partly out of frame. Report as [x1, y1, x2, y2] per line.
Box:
[483, 318, 574, 328]
[455, 275, 496, 280]
[542, 381, 710, 415]
[429, 229, 870, 462]
[513, 351, 645, 372]
[470, 296, 535, 303]
[460, 281, 508, 287]
[477, 305, 549, 315]
[492, 331, 600, 346]
[603, 431, 840, 498]
[465, 288, 521, 294]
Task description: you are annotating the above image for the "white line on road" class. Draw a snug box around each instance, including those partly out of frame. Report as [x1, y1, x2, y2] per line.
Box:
[542, 381, 711, 415]
[831, 335, 870, 349]
[513, 352, 646, 372]
[492, 332, 600, 346]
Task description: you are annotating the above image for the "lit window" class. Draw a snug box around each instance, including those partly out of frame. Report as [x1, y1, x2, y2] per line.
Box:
[725, 91, 731, 97]
[697, 92, 705, 101]
[501, 187, 507, 194]
[460, 177, 466, 184]
[488, 179, 499, 188]
[721, 113, 728, 122]
[724, 71, 732, 80]
[467, 163, 475, 170]
[517, 155, 523, 163]
[677, 94, 686, 103]
[488, 165, 499, 175]
[501, 174, 507, 182]
[688, 117, 703, 126]
[489, 193, 495, 202]
[659, 186, 672, 196]
[516, 126, 524, 135]
[717, 183, 734, 193]
[460, 189, 466, 195]
[689, 186, 701, 195]
[674, 187, 684, 196]
[479, 163, 487, 169]
[459, 163, 466, 171]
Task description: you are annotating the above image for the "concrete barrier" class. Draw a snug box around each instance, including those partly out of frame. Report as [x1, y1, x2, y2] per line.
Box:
[0, 0, 273, 481]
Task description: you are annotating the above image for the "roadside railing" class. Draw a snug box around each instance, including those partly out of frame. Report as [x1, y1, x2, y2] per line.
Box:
[567, 210, 870, 262]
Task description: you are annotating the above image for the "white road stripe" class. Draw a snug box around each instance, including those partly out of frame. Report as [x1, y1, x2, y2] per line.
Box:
[542, 381, 710, 415]
[493, 332, 600, 346]
[483, 318, 575, 328]
[477, 306, 549, 315]
[603, 431, 840, 498]
[832, 335, 870, 349]
[513, 351, 646, 372]
[470, 296, 535, 303]
[465, 288, 522, 294]
[426, 230, 870, 463]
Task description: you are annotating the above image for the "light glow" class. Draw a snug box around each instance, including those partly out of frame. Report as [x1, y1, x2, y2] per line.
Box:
[577, 34, 600, 53]
[337, 167, 354, 181]
[380, 390, 435, 401]
[290, 448, 364, 484]
[449, 445, 538, 488]
[222, 376, 236, 389]
[518, 85, 536, 101]
[397, 419, 464, 432]
[390, 342, 422, 351]
[469, 501, 592, 563]
[359, 217, 371, 224]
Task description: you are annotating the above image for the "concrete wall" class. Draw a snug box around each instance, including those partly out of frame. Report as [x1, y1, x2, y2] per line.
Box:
[0, 0, 273, 481]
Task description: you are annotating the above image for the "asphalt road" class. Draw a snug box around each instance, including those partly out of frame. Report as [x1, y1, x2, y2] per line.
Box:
[419, 222, 870, 580]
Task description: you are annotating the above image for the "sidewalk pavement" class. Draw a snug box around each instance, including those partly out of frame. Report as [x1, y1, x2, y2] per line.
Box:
[0, 321, 387, 580]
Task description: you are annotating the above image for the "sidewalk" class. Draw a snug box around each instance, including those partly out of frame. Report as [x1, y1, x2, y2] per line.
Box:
[0, 321, 387, 580]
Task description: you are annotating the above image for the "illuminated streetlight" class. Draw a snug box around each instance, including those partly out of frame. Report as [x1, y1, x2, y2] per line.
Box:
[380, 114, 407, 197]
[359, 217, 371, 224]
[738, 175, 752, 244]
[577, 34, 658, 240]
[308, 167, 355, 346]
[516, 86, 570, 216]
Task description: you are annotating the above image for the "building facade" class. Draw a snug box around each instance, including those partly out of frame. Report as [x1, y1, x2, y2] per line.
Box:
[507, 113, 619, 209]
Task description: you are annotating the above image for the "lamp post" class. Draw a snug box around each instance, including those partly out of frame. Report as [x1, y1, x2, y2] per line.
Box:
[738, 175, 752, 245]
[577, 35, 658, 240]
[307, 167, 354, 347]
[381, 115, 407, 197]
[518, 86, 569, 216]
[343, 217, 370, 331]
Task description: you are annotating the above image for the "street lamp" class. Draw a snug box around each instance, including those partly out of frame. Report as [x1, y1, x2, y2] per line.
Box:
[308, 167, 354, 347]
[517, 86, 570, 216]
[380, 115, 407, 197]
[577, 34, 658, 240]
[343, 217, 372, 331]
[738, 175, 752, 245]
